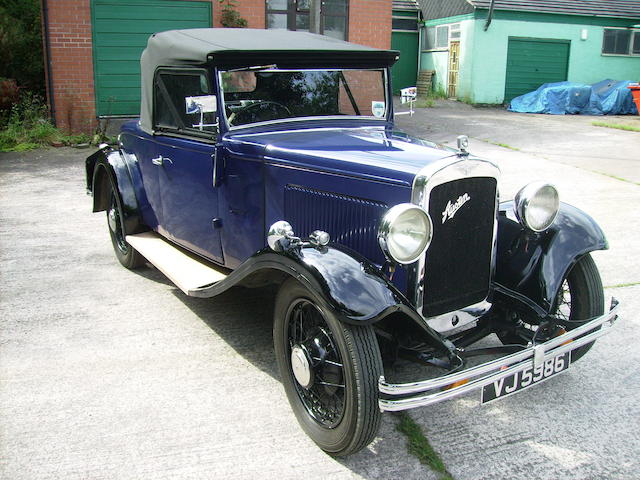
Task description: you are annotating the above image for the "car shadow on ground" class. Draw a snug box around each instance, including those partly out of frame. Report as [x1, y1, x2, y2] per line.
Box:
[133, 263, 280, 378]
[128, 266, 432, 477]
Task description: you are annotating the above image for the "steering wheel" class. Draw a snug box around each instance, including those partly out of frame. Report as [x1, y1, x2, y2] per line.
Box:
[228, 101, 292, 126]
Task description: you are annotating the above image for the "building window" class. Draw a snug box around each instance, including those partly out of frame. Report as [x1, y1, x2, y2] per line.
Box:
[266, 0, 348, 40]
[392, 16, 418, 32]
[422, 23, 459, 51]
[602, 28, 640, 56]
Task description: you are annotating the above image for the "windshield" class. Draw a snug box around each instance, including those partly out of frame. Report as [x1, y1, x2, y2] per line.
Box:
[220, 69, 387, 127]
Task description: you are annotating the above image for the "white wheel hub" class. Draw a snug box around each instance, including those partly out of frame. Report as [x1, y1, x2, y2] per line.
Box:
[108, 208, 118, 232]
[291, 345, 313, 389]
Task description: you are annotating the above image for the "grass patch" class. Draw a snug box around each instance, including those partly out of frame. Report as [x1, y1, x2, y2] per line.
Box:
[396, 412, 454, 480]
[592, 121, 640, 133]
[416, 97, 435, 108]
[414, 86, 449, 108]
[484, 139, 520, 151]
[589, 170, 640, 186]
[0, 92, 92, 152]
[605, 281, 640, 289]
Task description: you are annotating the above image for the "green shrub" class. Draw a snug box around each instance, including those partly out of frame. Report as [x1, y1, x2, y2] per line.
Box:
[219, 0, 248, 28]
[0, 1, 44, 95]
[0, 92, 91, 152]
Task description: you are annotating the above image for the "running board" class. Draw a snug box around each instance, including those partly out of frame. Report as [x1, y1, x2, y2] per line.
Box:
[126, 232, 228, 296]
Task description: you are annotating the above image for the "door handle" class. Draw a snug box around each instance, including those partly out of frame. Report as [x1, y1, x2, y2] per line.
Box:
[151, 156, 172, 166]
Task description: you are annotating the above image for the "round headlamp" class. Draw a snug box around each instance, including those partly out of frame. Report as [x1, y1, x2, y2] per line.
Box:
[514, 182, 560, 232]
[378, 204, 433, 264]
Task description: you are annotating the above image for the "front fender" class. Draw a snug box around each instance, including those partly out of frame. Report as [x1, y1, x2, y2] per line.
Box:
[86, 147, 147, 235]
[494, 201, 607, 315]
[191, 243, 452, 352]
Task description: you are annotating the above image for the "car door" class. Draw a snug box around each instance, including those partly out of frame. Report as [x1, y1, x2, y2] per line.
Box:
[151, 68, 224, 264]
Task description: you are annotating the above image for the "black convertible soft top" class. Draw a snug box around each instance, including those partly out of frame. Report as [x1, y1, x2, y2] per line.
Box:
[139, 28, 399, 133]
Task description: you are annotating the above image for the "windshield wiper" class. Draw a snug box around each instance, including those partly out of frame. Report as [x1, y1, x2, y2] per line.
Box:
[227, 64, 278, 72]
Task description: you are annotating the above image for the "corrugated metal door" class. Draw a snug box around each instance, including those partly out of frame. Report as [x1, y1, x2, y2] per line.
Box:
[504, 37, 570, 102]
[91, 0, 212, 116]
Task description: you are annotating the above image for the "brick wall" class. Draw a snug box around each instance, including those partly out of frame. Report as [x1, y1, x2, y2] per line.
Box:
[348, 0, 392, 49]
[214, 0, 265, 28]
[43, 0, 96, 134]
[43, 0, 390, 134]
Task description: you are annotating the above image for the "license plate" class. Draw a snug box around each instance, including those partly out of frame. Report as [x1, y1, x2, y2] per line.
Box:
[481, 351, 571, 404]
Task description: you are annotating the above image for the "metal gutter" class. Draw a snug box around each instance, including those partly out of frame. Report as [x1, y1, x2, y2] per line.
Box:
[40, 0, 56, 126]
[483, 0, 496, 31]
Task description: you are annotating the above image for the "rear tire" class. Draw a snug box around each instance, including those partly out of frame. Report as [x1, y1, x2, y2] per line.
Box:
[273, 278, 383, 456]
[106, 183, 145, 269]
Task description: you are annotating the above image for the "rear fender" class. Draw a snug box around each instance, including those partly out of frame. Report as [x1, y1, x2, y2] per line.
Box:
[494, 201, 608, 315]
[86, 147, 147, 235]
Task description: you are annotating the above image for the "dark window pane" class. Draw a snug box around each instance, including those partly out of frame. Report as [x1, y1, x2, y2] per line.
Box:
[296, 13, 310, 31]
[324, 0, 347, 15]
[392, 17, 418, 31]
[603, 29, 631, 54]
[323, 15, 346, 40]
[297, 0, 309, 11]
[266, 0, 287, 9]
[267, 13, 287, 29]
[633, 32, 640, 54]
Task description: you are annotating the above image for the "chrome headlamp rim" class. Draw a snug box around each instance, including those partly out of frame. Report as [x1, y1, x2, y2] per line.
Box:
[378, 203, 433, 265]
[514, 182, 560, 233]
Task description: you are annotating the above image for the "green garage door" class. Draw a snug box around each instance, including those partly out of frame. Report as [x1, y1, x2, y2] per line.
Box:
[92, 0, 211, 116]
[504, 38, 570, 102]
[391, 9, 419, 94]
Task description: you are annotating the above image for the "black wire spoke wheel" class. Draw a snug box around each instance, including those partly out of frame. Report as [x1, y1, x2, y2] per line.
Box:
[274, 278, 383, 456]
[108, 191, 128, 254]
[287, 299, 346, 428]
[498, 253, 604, 362]
[106, 183, 145, 270]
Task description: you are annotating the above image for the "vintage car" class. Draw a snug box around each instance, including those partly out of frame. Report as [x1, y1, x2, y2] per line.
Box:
[86, 29, 618, 456]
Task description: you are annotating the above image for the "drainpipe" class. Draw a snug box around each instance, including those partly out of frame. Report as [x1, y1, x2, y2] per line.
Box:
[483, 0, 496, 31]
[417, 13, 422, 74]
[41, 0, 56, 126]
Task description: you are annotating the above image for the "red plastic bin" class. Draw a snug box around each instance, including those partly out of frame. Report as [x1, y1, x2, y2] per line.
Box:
[629, 83, 640, 115]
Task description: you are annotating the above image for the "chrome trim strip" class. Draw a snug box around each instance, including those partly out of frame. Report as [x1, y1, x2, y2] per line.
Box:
[408, 156, 501, 313]
[426, 299, 492, 333]
[378, 302, 619, 411]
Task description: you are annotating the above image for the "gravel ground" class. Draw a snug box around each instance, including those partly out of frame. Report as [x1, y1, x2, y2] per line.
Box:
[2, 105, 639, 479]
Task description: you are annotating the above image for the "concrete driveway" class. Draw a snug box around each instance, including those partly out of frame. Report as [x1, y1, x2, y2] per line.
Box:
[1, 106, 639, 479]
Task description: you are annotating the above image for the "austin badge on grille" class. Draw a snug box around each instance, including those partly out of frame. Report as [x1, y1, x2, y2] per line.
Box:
[442, 193, 471, 224]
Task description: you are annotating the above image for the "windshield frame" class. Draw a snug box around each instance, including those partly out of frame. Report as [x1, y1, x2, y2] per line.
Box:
[217, 67, 390, 131]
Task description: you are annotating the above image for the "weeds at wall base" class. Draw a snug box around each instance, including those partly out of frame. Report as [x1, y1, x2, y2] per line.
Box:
[0, 91, 92, 152]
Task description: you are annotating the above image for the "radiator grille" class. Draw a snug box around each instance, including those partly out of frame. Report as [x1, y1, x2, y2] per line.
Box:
[284, 185, 387, 264]
[422, 177, 497, 317]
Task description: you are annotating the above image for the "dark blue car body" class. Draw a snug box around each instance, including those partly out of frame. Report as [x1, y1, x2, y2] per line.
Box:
[85, 28, 617, 456]
[116, 117, 459, 292]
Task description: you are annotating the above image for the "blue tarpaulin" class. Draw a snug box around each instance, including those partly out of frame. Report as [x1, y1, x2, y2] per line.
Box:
[508, 79, 638, 115]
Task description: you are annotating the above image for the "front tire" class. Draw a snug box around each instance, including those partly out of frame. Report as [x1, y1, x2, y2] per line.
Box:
[106, 183, 145, 269]
[499, 254, 604, 362]
[273, 278, 383, 456]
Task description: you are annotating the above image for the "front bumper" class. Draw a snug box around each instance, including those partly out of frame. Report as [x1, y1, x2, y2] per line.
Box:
[378, 299, 619, 412]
